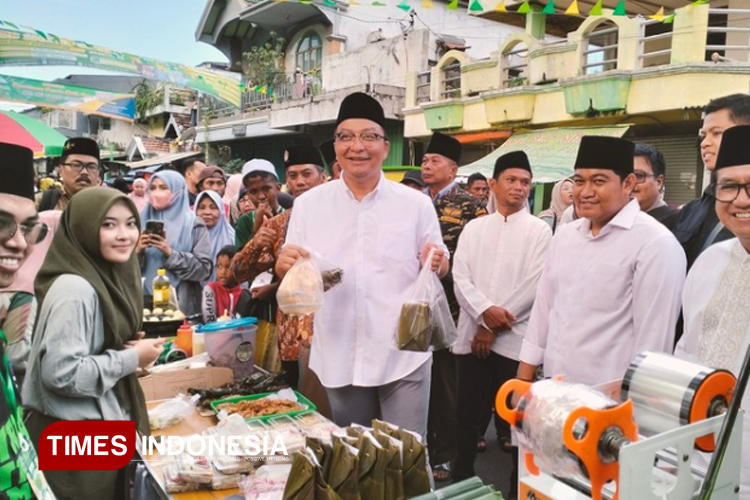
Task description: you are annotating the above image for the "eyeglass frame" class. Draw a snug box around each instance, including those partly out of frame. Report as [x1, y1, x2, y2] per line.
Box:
[334, 132, 387, 145]
[0, 216, 49, 245]
[60, 160, 100, 174]
[711, 181, 750, 203]
[633, 171, 656, 184]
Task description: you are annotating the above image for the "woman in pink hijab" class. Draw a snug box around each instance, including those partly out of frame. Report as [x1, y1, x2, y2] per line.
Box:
[128, 178, 149, 213]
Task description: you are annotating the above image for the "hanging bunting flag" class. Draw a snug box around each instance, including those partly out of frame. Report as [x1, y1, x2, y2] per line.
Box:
[469, 0, 484, 11]
[372, 1, 387, 5]
[663, 12, 675, 22]
[422, 0, 434, 7]
[692, 0, 709, 4]
[447, 0, 459, 9]
[565, 0, 579, 14]
[589, 0, 603, 15]
[517, 0, 531, 13]
[649, 6, 665, 20]
[495, 0, 508, 12]
[613, 0, 626, 15]
[323, 0, 337, 6]
[542, 0, 555, 14]
[397, 0, 411, 10]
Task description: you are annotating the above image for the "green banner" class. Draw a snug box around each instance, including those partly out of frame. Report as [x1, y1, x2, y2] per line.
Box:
[462, 125, 631, 182]
[0, 25, 241, 108]
[0, 73, 136, 121]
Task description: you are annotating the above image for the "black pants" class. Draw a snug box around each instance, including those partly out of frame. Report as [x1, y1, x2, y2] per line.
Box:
[427, 349, 458, 466]
[454, 352, 519, 495]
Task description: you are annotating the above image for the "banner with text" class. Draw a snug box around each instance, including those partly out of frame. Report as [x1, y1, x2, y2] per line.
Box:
[0, 26, 241, 108]
[0, 74, 136, 121]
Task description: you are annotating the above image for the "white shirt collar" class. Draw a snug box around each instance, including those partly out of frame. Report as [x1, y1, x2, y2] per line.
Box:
[338, 171, 387, 201]
[579, 198, 640, 237]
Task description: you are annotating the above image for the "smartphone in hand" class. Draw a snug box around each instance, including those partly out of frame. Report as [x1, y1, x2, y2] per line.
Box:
[144, 220, 165, 238]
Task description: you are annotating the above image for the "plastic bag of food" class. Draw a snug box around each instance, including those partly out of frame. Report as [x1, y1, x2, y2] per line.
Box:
[394, 248, 457, 352]
[148, 393, 199, 430]
[278, 253, 325, 316]
[173, 452, 214, 485]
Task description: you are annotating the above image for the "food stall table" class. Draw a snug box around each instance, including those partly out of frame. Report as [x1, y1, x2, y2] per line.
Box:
[142, 401, 242, 500]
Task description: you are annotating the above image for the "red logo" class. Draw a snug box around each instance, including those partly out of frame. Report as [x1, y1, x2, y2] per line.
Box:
[38, 421, 136, 470]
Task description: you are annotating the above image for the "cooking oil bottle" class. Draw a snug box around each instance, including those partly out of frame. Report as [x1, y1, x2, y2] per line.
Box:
[153, 269, 171, 310]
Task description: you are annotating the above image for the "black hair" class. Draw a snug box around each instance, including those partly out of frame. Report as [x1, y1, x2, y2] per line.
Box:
[466, 172, 488, 187]
[217, 245, 236, 261]
[634, 143, 666, 178]
[705, 94, 750, 124]
[111, 177, 130, 194]
[179, 158, 204, 176]
[243, 171, 277, 186]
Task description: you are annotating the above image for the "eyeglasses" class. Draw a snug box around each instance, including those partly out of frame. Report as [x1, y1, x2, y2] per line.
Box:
[712, 182, 750, 202]
[0, 216, 48, 245]
[634, 171, 655, 184]
[334, 133, 385, 145]
[61, 160, 99, 174]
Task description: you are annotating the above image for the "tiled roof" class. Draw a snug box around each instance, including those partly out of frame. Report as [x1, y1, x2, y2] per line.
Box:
[137, 136, 171, 153]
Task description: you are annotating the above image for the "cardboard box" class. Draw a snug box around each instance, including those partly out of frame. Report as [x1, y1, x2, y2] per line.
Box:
[139, 367, 234, 401]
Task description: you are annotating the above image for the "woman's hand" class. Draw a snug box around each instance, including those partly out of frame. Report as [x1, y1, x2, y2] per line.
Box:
[124, 331, 145, 348]
[147, 232, 172, 258]
[134, 338, 167, 369]
[136, 233, 151, 255]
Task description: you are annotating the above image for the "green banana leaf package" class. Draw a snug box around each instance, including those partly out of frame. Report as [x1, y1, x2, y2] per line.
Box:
[283, 447, 342, 500]
[371, 419, 399, 438]
[329, 433, 360, 500]
[398, 428, 431, 498]
[354, 431, 388, 500]
[282, 449, 315, 500]
[307, 436, 334, 481]
[409, 477, 485, 500]
[374, 430, 405, 500]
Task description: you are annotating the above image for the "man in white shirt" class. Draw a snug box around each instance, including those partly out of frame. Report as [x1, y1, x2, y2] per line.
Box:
[674, 124, 750, 500]
[517, 136, 686, 386]
[276, 92, 449, 437]
[452, 150, 551, 495]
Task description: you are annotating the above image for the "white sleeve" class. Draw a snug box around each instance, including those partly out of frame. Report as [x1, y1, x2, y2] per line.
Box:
[632, 233, 686, 355]
[453, 222, 493, 322]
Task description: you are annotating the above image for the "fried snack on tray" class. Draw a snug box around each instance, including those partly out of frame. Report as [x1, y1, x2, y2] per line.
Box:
[217, 398, 302, 419]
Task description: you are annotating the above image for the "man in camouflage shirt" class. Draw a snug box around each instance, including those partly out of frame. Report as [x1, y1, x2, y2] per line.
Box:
[421, 132, 487, 481]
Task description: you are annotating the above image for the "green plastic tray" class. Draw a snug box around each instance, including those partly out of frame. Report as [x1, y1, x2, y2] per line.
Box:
[210, 390, 317, 423]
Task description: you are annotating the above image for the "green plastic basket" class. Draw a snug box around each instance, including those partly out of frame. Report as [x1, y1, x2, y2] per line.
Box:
[210, 390, 317, 423]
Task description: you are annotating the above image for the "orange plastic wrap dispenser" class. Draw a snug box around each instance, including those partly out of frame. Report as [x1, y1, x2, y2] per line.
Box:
[562, 400, 638, 500]
[495, 379, 539, 475]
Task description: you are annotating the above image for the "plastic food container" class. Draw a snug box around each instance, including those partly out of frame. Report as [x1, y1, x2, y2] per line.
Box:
[210, 391, 316, 423]
[200, 317, 258, 379]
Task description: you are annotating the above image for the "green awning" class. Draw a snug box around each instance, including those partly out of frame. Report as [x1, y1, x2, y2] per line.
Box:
[462, 125, 631, 183]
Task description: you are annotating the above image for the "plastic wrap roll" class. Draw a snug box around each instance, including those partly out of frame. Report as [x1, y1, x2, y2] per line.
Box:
[515, 380, 618, 478]
[621, 352, 735, 449]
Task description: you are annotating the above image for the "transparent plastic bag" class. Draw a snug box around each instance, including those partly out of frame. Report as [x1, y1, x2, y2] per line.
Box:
[393, 248, 457, 352]
[277, 254, 325, 316]
[148, 393, 199, 430]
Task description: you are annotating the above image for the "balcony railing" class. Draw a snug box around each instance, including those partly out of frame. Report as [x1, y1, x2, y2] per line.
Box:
[639, 18, 673, 67]
[415, 70, 431, 104]
[707, 7, 750, 62]
[197, 75, 323, 121]
[502, 46, 529, 88]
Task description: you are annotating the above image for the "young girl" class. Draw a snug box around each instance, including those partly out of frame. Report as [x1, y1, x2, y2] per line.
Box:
[23, 189, 165, 500]
[202, 245, 244, 324]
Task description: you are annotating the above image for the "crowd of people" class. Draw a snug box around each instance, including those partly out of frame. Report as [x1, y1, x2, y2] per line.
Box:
[0, 90, 749, 500]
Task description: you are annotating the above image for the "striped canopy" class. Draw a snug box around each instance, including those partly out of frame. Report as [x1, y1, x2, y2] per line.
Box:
[0, 109, 67, 157]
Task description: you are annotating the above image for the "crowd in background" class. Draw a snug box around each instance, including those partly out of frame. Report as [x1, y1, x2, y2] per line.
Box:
[1, 91, 750, 500]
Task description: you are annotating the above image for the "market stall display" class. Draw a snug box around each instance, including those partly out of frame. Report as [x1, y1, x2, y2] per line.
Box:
[212, 390, 314, 421]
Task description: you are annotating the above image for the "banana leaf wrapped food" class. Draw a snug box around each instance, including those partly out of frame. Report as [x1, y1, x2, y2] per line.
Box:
[328, 433, 360, 500]
[374, 430, 405, 500]
[396, 302, 431, 352]
[355, 431, 388, 500]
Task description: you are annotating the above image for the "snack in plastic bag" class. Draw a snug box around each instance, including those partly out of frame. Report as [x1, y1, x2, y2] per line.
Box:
[173, 452, 214, 484]
[394, 248, 457, 352]
[148, 393, 199, 430]
[163, 465, 201, 493]
[277, 254, 324, 316]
